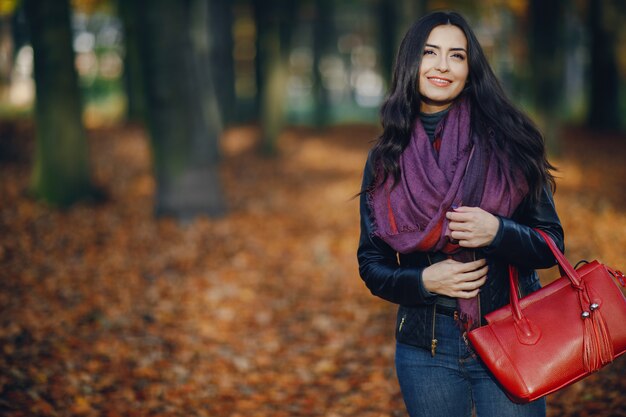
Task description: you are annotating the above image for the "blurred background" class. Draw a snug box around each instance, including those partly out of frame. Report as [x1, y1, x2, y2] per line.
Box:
[2, 0, 626, 213]
[1, 0, 626, 416]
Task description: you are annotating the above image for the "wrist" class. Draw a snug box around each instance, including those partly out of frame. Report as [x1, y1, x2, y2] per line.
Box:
[486, 214, 501, 246]
[422, 266, 437, 294]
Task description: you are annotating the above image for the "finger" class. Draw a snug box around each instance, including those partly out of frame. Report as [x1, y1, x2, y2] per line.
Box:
[459, 234, 493, 248]
[446, 205, 483, 218]
[454, 206, 482, 213]
[455, 284, 484, 296]
[450, 270, 487, 287]
[454, 258, 487, 272]
[454, 275, 487, 296]
[450, 230, 473, 239]
[455, 288, 480, 299]
[446, 211, 471, 222]
[458, 238, 482, 248]
[448, 220, 474, 232]
[460, 272, 487, 287]
[459, 266, 488, 283]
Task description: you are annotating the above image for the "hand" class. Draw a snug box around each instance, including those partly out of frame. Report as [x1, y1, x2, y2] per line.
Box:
[446, 206, 499, 248]
[422, 258, 488, 299]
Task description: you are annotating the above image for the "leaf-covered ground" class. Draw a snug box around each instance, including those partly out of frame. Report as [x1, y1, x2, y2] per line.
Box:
[1, 123, 625, 417]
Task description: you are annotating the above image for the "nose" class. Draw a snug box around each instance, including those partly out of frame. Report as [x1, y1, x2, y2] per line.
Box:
[435, 56, 449, 72]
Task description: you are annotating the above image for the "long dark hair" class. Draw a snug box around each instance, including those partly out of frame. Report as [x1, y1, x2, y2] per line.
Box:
[370, 11, 555, 202]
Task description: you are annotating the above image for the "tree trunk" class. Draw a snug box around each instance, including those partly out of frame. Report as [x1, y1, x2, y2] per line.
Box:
[529, 0, 565, 154]
[397, 0, 428, 38]
[378, 0, 396, 87]
[137, 0, 224, 219]
[0, 15, 13, 100]
[587, 0, 620, 130]
[254, 0, 294, 153]
[207, 0, 235, 125]
[24, 0, 94, 206]
[312, 0, 332, 127]
[117, 0, 145, 122]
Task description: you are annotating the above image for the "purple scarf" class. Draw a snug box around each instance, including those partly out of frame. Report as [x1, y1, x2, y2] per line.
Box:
[369, 99, 527, 326]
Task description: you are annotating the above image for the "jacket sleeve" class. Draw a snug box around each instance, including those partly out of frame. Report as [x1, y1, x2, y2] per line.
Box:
[483, 184, 564, 269]
[356, 157, 437, 306]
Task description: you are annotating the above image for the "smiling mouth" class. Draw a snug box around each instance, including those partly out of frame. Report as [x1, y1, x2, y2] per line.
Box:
[427, 77, 452, 86]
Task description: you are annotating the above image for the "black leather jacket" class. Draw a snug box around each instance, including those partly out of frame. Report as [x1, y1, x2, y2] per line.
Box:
[357, 156, 564, 351]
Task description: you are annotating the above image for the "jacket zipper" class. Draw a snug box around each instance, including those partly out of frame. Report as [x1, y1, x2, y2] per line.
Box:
[477, 292, 481, 326]
[427, 252, 438, 357]
[431, 304, 438, 357]
[399, 316, 406, 333]
[475, 251, 482, 326]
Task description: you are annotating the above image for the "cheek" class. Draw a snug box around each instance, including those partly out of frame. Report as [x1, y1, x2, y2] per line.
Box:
[417, 74, 428, 94]
[456, 71, 469, 83]
[457, 64, 469, 83]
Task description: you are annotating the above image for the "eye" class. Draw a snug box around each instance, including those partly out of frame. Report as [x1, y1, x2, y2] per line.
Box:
[423, 49, 436, 56]
[451, 53, 466, 60]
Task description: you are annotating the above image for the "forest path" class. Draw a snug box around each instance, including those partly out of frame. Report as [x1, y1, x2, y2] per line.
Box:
[1, 123, 624, 416]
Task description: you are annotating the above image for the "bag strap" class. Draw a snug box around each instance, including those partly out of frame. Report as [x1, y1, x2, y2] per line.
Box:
[534, 229, 583, 289]
[508, 229, 581, 310]
[506, 229, 583, 345]
[507, 264, 541, 344]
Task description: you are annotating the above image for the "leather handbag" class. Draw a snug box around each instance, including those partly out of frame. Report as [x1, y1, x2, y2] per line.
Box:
[468, 229, 626, 403]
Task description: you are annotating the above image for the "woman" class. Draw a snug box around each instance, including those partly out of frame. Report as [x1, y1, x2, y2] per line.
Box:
[357, 11, 563, 417]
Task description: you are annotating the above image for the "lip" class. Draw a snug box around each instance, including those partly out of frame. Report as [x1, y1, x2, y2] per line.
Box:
[427, 76, 453, 87]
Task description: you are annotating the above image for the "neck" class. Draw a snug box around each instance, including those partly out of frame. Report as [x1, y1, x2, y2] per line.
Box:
[420, 98, 454, 114]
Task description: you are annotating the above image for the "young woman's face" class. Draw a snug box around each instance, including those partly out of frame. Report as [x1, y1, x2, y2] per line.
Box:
[418, 25, 469, 113]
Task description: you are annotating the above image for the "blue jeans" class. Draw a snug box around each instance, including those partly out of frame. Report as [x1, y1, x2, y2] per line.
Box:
[395, 314, 546, 417]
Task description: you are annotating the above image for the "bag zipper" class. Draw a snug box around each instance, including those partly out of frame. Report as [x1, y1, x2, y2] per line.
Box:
[398, 316, 406, 333]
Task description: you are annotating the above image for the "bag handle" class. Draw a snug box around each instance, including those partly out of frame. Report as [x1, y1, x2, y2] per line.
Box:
[532, 230, 625, 288]
[509, 230, 580, 308]
[534, 229, 583, 289]
[507, 229, 582, 345]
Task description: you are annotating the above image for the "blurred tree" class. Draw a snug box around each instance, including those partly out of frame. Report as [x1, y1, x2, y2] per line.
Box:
[137, 0, 224, 219]
[0, 0, 19, 98]
[254, 0, 296, 154]
[312, 0, 333, 127]
[189, 0, 224, 136]
[377, 0, 396, 87]
[72, 0, 108, 14]
[0, 0, 19, 16]
[378, 0, 428, 88]
[528, 0, 565, 153]
[117, 0, 145, 122]
[24, 0, 95, 206]
[397, 0, 428, 42]
[587, 0, 620, 131]
[208, 0, 235, 125]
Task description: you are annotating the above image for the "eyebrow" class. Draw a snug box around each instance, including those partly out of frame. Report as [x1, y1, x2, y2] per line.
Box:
[424, 43, 467, 52]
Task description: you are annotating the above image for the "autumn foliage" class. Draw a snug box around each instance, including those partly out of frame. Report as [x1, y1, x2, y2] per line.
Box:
[1, 123, 625, 416]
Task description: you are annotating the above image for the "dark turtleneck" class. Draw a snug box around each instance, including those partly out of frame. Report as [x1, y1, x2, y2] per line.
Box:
[420, 108, 450, 143]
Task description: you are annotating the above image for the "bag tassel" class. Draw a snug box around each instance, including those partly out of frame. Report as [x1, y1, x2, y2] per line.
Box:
[581, 304, 614, 372]
[579, 289, 598, 372]
[582, 314, 599, 372]
[591, 307, 614, 366]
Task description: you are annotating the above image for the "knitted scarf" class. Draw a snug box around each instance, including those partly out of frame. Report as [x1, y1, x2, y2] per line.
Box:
[368, 99, 528, 326]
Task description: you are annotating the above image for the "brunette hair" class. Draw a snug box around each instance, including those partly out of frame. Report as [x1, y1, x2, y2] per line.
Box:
[370, 11, 555, 202]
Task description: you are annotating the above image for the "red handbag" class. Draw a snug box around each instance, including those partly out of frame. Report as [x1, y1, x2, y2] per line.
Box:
[468, 229, 626, 403]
